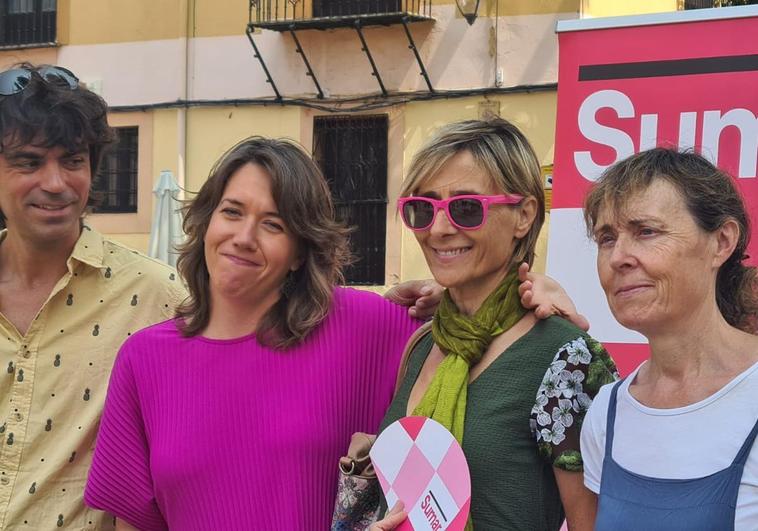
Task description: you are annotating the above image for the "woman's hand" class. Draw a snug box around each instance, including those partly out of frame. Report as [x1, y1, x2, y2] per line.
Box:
[370, 502, 407, 531]
[385, 279, 444, 320]
[518, 263, 590, 331]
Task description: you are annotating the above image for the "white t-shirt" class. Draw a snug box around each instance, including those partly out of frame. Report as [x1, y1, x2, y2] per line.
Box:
[581, 359, 758, 530]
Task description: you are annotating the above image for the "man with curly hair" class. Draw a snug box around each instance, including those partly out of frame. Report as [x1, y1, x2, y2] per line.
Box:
[0, 64, 186, 530]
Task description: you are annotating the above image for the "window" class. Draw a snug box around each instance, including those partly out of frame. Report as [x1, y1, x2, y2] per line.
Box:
[0, 0, 56, 47]
[93, 127, 139, 214]
[313, 115, 388, 285]
[9, 1, 34, 14]
[312, 0, 402, 17]
[684, 0, 758, 7]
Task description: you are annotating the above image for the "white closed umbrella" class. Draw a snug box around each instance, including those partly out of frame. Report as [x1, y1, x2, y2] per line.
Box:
[148, 170, 184, 267]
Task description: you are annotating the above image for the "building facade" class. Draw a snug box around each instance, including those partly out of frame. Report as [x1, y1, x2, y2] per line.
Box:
[0, 0, 688, 285]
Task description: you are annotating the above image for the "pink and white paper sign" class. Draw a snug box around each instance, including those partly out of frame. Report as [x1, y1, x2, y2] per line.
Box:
[370, 416, 471, 531]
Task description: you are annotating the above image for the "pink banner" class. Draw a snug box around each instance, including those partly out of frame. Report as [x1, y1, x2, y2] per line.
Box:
[548, 9, 758, 375]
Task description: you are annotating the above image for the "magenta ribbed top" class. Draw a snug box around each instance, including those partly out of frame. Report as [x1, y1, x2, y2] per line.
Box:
[84, 287, 420, 530]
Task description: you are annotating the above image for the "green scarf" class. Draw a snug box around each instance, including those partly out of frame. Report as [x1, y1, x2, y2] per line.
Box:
[412, 269, 525, 530]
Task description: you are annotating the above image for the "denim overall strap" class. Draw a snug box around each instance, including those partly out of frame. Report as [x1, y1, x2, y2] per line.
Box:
[595, 378, 754, 531]
[603, 380, 625, 459]
[732, 407, 758, 467]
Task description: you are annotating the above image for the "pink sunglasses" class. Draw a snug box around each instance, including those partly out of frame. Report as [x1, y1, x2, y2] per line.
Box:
[397, 194, 523, 231]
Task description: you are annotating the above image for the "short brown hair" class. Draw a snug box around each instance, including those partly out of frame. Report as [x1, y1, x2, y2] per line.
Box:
[401, 118, 545, 266]
[584, 147, 758, 332]
[176, 136, 351, 348]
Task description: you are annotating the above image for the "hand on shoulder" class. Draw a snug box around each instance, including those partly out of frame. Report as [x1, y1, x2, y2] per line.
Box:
[518, 263, 590, 331]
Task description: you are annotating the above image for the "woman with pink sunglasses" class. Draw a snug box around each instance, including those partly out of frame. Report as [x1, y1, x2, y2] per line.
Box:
[374, 119, 616, 531]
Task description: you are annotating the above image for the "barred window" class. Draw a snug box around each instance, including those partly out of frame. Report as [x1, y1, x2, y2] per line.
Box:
[9, 1, 34, 15]
[0, 0, 56, 47]
[685, 0, 758, 7]
[93, 127, 139, 214]
[312, 0, 402, 17]
[313, 115, 388, 285]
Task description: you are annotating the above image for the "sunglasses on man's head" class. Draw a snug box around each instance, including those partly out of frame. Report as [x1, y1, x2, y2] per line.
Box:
[397, 194, 524, 231]
[0, 66, 79, 96]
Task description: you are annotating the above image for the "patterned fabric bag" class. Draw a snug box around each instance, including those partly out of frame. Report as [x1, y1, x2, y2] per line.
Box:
[331, 433, 381, 530]
[330, 321, 433, 531]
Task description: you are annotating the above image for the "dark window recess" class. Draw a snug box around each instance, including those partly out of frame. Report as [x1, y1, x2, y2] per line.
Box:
[313, 0, 403, 17]
[684, 0, 758, 7]
[93, 127, 138, 214]
[313, 115, 388, 285]
[683, 0, 714, 7]
[0, 0, 56, 48]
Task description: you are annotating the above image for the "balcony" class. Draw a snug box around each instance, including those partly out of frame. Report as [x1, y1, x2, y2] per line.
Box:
[683, 0, 758, 8]
[0, 0, 56, 49]
[249, 0, 433, 31]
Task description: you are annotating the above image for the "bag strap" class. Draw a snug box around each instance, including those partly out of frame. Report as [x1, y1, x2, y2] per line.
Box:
[394, 320, 433, 395]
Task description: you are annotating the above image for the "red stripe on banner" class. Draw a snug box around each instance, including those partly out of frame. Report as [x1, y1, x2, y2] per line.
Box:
[602, 342, 650, 377]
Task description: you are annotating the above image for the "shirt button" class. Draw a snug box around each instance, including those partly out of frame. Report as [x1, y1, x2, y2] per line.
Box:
[14, 414, 22, 422]
[0, 477, 9, 485]
[22, 351, 30, 359]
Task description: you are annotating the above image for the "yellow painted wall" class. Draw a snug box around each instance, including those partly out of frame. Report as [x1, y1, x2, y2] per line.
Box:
[400, 91, 558, 282]
[488, 0, 580, 17]
[193, 0, 250, 38]
[61, 0, 585, 45]
[66, 0, 188, 45]
[57, 0, 675, 48]
[63, 0, 264, 43]
[582, 0, 678, 17]
[152, 109, 181, 181]
[183, 105, 302, 194]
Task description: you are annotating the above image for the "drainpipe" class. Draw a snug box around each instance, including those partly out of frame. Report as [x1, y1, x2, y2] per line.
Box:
[177, 0, 192, 194]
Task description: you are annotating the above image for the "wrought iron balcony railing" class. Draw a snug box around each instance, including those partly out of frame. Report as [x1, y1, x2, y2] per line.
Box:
[684, 0, 758, 8]
[249, 0, 433, 30]
[683, 0, 716, 8]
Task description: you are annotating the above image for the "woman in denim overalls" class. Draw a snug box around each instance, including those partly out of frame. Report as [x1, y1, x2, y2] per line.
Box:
[579, 148, 758, 531]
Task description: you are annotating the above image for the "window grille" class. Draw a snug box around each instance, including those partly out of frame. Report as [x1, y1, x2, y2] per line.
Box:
[313, 115, 389, 285]
[683, 0, 714, 7]
[93, 127, 139, 214]
[684, 0, 758, 7]
[312, 0, 403, 17]
[0, 0, 56, 47]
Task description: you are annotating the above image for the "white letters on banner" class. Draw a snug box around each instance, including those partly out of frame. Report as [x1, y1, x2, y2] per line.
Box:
[574, 89, 758, 181]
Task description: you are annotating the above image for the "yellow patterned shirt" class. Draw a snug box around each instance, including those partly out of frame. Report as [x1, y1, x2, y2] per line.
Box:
[0, 226, 187, 530]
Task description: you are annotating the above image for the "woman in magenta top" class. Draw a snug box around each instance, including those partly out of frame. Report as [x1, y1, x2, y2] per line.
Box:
[83, 137, 427, 529]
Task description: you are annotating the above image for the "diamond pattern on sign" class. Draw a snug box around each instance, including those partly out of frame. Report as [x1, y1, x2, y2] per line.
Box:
[392, 444, 436, 509]
[436, 439, 470, 508]
[372, 417, 471, 530]
[385, 487, 399, 510]
[372, 420, 414, 484]
[414, 418, 455, 468]
[407, 473, 459, 530]
[401, 416, 426, 440]
[448, 499, 471, 530]
[377, 466, 391, 497]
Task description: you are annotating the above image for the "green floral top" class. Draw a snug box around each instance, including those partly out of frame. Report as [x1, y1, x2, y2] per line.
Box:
[530, 336, 618, 471]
